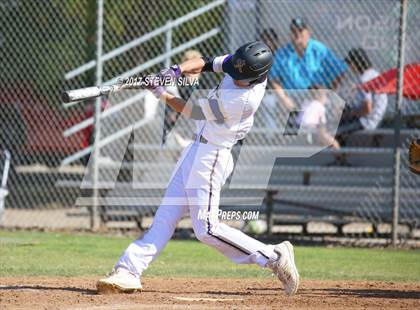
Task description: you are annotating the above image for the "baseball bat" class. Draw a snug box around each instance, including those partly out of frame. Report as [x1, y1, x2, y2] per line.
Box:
[61, 76, 147, 103]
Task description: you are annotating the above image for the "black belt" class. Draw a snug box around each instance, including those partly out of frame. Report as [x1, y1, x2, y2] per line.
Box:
[192, 134, 208, 144]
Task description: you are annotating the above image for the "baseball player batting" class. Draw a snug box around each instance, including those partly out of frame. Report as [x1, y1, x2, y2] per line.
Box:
[96, 41, 299, 296]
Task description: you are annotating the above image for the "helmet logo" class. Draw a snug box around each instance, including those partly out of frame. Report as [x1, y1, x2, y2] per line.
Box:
[234, 59, 246, 73]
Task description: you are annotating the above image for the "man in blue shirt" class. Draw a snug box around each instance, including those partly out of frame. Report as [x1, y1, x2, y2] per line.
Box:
[270, 18, 347, 111]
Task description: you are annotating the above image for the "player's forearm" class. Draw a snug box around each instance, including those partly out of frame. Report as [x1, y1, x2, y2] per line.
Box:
[158, 91, 205, 120]
[179, 58, 206, 75]
[160, 91, 192, 117]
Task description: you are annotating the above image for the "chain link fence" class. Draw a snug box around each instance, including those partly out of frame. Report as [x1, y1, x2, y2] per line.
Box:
[0, 0, 419, 245]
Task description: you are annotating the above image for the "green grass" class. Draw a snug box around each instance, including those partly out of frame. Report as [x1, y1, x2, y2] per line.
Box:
[1, 230, 419, 282]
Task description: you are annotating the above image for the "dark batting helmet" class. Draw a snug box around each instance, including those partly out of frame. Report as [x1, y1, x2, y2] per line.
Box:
[223, 41, 273, 82]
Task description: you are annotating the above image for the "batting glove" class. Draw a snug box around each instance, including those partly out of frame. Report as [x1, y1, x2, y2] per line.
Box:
[159, 65, 182, 79]
[144, 75, 166, 98]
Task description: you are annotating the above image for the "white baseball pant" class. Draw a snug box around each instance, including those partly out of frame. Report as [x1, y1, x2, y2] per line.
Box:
[115, 139, 277, 277]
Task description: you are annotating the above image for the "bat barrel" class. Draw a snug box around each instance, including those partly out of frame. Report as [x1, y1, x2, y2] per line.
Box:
[61, 86, 102, 103]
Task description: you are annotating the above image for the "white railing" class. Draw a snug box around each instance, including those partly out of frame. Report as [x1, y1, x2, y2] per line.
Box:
[64, 0, 225, 80]
[62, 117, 151, 166]
[61, 0, 225, 166]
[63, 28, 219, 138]
[104, 28, 219, 85]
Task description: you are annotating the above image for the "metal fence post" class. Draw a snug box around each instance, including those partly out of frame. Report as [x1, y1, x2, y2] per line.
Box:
[160, 20, 173, 146]
[391, 0, 408, 246]
[265, 191, 274, 236]
[91, 0, 104, 231]
[165, 20, 173, 67]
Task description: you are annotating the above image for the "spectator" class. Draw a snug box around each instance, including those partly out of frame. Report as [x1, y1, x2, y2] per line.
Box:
[337, 47, 388, 136]
[260, 28, 278, 53]
[177, 49, 202, 100]
[270, 17, 347, 111]
[297, 85, 340, 149]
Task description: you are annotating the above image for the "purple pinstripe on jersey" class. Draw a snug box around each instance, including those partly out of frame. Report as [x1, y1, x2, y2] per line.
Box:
[209, 98, 225, 124]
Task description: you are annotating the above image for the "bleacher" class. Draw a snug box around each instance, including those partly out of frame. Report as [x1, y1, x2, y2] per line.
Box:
[53, 127, 420, 235]
[259, 127, 420, 235]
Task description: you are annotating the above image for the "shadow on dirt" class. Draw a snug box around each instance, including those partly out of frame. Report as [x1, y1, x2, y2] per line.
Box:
[0, 285, 97, 295]
[301, 288, 420, 299]
[195, 287, 420, 299]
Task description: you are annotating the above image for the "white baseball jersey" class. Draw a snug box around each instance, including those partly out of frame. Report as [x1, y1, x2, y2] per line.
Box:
[357, 68, 388, 130]
[196, 55, 267, 148]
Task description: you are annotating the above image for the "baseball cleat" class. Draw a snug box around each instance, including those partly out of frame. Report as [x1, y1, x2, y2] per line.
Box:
[96, 268, 142, 294]
[267, 241, 300, 296]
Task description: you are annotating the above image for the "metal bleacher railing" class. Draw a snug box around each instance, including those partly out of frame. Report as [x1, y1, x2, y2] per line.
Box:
[62, 0, 225, 164]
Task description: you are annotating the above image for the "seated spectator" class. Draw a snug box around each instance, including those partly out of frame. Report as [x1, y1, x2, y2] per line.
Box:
[260, 28, 278, 53]
[270, 17, 347, 111]
[337, 48, 388, 137]
[177, 49, 202, 100]
[297, 85, 340, 149]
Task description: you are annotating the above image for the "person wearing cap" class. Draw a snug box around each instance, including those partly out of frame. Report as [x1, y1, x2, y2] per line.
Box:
[270, 17, 347, 111]
[260, 28, 279, 53]
[337, 47, 388, 136]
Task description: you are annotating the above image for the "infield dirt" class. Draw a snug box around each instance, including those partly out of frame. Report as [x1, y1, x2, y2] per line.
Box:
[1, 277, 419, 309]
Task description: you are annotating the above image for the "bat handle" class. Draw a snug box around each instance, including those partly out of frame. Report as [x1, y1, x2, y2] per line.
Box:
[99, 85, 115, 95]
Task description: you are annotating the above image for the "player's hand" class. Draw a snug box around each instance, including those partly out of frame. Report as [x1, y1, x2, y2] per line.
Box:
[159, 65, 182, 79]
[144, 75, 165, 98]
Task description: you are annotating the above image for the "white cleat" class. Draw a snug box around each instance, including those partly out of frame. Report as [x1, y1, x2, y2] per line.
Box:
[267, 241, 300, 296]
[96, 268, 142, 294]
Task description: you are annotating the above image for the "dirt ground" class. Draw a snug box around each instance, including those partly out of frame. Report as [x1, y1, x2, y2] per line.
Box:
[1, 277, 420, 309]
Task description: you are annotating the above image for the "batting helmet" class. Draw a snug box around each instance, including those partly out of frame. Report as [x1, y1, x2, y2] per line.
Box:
[223, 41, 273, 82]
